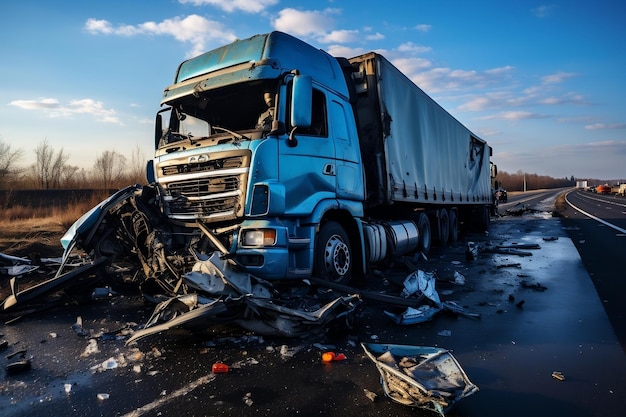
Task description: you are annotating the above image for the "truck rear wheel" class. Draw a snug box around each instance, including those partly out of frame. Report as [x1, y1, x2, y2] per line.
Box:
[314, 221, 352, 284]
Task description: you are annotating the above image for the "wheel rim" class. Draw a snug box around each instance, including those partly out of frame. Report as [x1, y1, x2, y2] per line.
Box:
[325, 234, 350, 277]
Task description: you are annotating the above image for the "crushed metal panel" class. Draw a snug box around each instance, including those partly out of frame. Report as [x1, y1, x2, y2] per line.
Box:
[361, 343, 478, 416]
[126, 252, 361, 343]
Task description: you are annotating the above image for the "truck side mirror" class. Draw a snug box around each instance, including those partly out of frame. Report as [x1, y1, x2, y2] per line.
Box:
[155, 113, 162, 149]
[146, 160, 155, 184]
[291, 75, 312, 128]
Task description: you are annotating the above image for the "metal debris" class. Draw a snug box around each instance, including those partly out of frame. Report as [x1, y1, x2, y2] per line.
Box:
[362, 343, 478, 416]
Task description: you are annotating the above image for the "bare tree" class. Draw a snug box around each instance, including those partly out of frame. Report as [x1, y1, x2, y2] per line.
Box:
[61, 165, 80, 188]
[0, 137, 23, 189]
[33, 139, 69, 189]
[128, 144, 148, 184]
[94, 150, 127, 189]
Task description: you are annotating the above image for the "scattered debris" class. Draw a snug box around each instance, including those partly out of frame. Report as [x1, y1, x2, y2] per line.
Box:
[496, 263, 522, 269]
[363, 389, 378, 402]
[551, 371, 565, 381]
[520, 281, 548, 292]
[466, 242, 479, 260]
[212, 362, 229, 373]
[384, 270, 479, 325]
[361, 343, 478, 416]
[452, 271, 466, 285]
[6, 359, 32, 375]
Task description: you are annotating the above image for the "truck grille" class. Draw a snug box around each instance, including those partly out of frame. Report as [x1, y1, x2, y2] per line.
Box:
[157, 151, 250, 222]
[168, 176, 239, 196]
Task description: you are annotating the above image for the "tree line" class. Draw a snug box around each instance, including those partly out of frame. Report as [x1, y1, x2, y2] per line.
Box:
[496, 171, 576, 191]
[1, 138, 147, 190]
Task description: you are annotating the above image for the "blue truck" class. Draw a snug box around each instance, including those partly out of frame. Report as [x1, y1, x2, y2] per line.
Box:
[146, 31, 496, 285]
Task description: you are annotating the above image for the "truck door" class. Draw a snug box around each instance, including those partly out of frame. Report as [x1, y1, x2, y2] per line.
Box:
[279, 87, 336, 215]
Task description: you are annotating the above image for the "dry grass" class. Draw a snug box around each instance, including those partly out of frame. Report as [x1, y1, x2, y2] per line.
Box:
[1, 193, 104, 229]
[0, 193, 106, 256]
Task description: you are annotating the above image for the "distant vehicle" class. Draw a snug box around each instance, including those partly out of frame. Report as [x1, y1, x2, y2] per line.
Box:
[596, 184, 612, 194]
[494, 188, 508, 203]
[576, 180, 588, 189]
[618, 184, 626, 196]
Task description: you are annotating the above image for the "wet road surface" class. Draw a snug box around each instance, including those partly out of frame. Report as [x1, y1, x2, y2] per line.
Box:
[1, 200, 625, 417]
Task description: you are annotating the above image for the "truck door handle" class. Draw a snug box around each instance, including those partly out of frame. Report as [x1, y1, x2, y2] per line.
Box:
[323, 164, 336, 176]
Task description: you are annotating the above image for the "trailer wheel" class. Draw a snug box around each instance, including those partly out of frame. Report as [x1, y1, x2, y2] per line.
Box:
[314, 221, 352, 284]
[449, 209, 459, 242]
[416, 213, 431, 254]
[438, 209, 450, 246]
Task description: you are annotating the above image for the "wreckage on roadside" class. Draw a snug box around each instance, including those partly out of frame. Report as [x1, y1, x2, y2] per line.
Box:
[0, 184, 482, 415]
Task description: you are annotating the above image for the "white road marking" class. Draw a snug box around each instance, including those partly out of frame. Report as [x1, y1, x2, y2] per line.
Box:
[565, 191, 626, 235]
[121, 373, 217, 417]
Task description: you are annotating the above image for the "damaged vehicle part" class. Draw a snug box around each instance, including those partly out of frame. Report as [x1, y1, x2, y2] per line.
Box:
[127, 253, 361, 343]
[383, 270, 479, 325]
[362, 343, 478, 416]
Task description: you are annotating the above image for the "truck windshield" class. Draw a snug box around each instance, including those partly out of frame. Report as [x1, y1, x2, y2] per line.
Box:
[157, 80, 278, 147]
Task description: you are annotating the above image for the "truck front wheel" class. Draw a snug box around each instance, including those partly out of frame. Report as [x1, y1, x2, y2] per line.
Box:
[314, 221, 352, 284]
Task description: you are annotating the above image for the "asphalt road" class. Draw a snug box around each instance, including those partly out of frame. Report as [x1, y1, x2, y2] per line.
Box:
[1, 192, 625, 417]
[559, 189, 626, 351]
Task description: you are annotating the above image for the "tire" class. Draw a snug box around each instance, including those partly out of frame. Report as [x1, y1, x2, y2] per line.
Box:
[438, 208, 449, 245]
[314, 221, 352, 284]
[416, 212, 431, 254]
[449, 209, 459, 242]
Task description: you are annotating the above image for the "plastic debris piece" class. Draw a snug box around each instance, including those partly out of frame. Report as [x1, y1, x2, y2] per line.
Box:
[552, 371, 565, 381]
[333, 353, 347, 361]
[243, 392, 253, 406]
[453, 271, 466, 285]
[64, 384, 72, 394]
[72, 316, 90, 337]
[6, 359, 32, 374]
[212, 362, 229, 373]
[80, 339, 99, 357]
[97, 393, 110, 401]
[321, 352, 335, 362]
[364, 389, 378, 402]
[437, 330, 452, 337]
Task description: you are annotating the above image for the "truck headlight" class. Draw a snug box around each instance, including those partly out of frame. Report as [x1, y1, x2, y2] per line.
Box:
[242, 229, 277, 246]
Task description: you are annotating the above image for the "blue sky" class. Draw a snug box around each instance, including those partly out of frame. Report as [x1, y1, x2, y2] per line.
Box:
[2, 0, 625, 180]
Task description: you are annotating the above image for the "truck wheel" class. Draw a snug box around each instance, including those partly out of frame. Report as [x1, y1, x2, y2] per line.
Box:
[438, 209, 449, 246]
[449, 209, 459, 242]
[314, 221, 352, 284]
[416, 213, 431, 254]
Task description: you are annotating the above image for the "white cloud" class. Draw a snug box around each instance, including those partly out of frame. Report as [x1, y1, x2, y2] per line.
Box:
[85, 15, 237, 58]
[318, 29, 360, 44]
[541, 71, 578, 84]
[178, 0, 279, 13]
[397, 42, 431, 54]
[365, 32, 385, 41]
[480, 111, 549, 121]
[415, 24, 432, 32]
[539, 93, 586, 105]
[585, 123, 626, 130]
[9, 97, 121, 124]
[271, 8, 336, 37]
[325, 45, 366, 58]
[8, 98, 60, 110]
